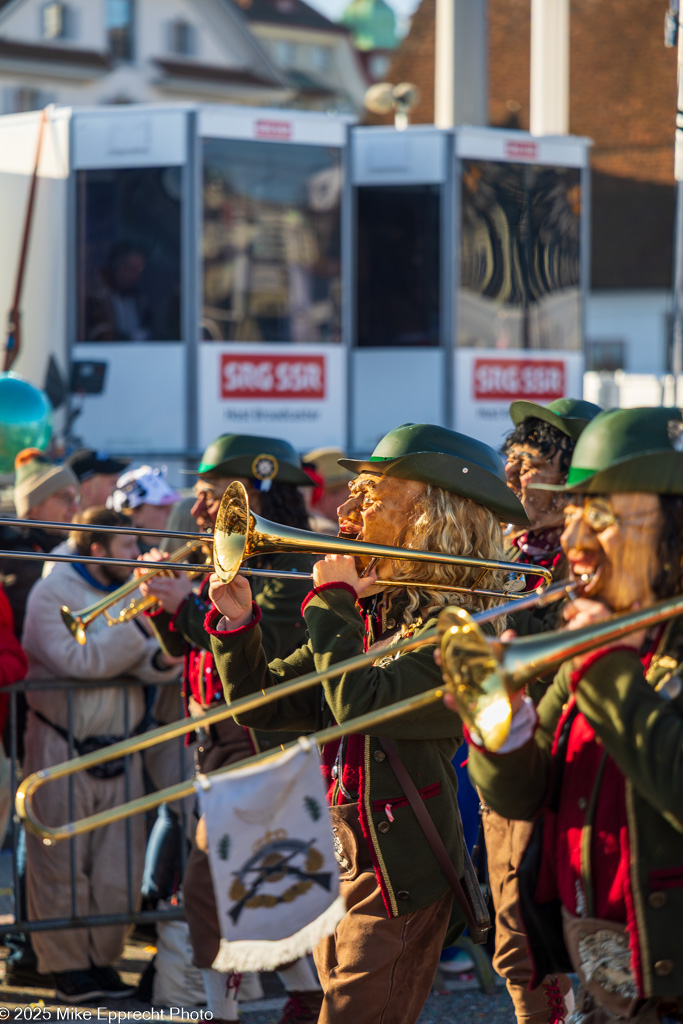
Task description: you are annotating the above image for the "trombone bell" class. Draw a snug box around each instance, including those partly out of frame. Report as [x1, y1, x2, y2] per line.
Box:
[438, 607, 512, 752]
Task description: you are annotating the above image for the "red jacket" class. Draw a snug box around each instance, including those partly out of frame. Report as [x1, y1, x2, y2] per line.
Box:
[0, 584, 28, 736]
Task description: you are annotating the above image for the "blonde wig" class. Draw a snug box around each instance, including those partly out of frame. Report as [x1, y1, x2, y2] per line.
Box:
[385, 485, 509, 633]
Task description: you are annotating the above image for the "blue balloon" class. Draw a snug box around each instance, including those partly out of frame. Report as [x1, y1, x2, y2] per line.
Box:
[0, 373, 53, 474]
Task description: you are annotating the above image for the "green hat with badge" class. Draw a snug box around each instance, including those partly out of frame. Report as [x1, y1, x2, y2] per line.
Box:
[531, 406, 683, 494]
[193, 433, 312, 487]
[338, 422, 529, 525]
[509, 397, 602, 440]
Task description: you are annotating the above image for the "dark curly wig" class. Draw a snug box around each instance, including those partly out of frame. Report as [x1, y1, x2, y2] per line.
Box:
[502, 418, 576, 479]
[258, 480, 310, 532]
[654, 495, 683, 599]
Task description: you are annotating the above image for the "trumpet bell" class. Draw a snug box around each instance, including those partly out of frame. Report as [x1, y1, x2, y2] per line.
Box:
[61, 607, 87, 646]
[438, 606, 512, 752]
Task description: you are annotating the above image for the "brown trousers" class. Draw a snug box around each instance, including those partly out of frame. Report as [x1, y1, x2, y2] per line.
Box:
[483, 805, 572, 1024]
[313, 802, 453, 1024]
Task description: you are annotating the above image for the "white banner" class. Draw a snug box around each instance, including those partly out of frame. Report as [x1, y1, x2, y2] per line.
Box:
[454, 348, 584, 451]
[199, 343, 346, 452]
[198, 741, 344, 972]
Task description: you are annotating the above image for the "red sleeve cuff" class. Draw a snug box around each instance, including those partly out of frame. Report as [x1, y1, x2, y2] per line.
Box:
[301, 581, 358, 615]
[569, 645, 639, 692]
[144, 604, 166, 620]
[204, 601, 261, 637]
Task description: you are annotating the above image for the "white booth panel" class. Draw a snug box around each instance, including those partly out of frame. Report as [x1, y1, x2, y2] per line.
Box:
[352, 128, 448, 185]
[70, 344, 186, 453]
[72, 108, 188, 169]
[198, 343, 346, 453]
[454, 348, 584, 452]
[199, 105, 351, 147]
[455, 127, 590, 168]
[351, 350, 444, 453]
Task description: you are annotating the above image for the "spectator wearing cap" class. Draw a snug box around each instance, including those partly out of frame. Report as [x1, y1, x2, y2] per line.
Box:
[0, 449, 79, 638]
[1, 449, 78, 989]
[66, 450, 129, 512]
[111, 466, 180, 549]
[303, 447, 355, 537]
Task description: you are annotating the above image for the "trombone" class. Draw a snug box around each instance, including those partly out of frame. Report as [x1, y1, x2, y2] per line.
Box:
[22, 574, 663, 845]
[2, 482, 553, 645]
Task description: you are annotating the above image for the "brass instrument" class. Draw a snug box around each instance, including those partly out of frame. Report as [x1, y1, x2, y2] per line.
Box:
[16, 575, 637, 844]
[61, 540, 207, 645]
[1, 482, 553, 606]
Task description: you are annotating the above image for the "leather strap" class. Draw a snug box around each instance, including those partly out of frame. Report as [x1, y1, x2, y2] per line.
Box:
[378, 735, 479, 935]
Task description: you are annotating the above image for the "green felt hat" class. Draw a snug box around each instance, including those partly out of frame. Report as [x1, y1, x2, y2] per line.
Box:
[531, 406, 683, 494]
[339, 422, 529, 525]
[192, 433, 312, 487]
[509, 397, 602, 441]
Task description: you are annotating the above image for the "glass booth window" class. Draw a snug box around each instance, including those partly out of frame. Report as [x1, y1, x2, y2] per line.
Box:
[458, 161, 581, 350]
[356, 184, 441, 347]
[202, 138, 342, 344]
[76, 166, 182, 342]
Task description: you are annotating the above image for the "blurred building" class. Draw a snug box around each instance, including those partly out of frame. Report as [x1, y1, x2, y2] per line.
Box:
[0, 0, 368, 113]
[369, 0, 677, 377]
[230, 0, 368, 113]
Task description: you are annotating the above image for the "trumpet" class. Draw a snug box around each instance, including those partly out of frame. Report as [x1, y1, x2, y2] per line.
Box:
[16, 575, 623, 844]
[2, 484, 553, 644]
[60, 539, 208, 645]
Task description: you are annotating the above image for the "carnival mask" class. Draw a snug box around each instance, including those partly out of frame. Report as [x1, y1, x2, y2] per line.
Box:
[337, 472, 426, 579]
[505, 443, 566, 529]
[561, 492, 663, 612]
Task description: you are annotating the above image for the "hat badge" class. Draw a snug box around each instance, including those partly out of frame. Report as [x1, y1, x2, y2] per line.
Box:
[252, 454, 279, 483]
[667, 420, 683, 452]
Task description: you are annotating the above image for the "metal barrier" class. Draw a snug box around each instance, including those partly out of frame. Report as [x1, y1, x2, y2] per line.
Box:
[2, 675, 191, 934]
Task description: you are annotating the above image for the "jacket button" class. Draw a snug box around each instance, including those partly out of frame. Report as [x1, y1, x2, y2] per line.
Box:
[648, 891, 667, 909]
[397, 890, 409, 900]
[374, 750, 386, 762]
[377, 821, 390, 834]
[654, 959, 673, 977]
[577, 797, 587, 811]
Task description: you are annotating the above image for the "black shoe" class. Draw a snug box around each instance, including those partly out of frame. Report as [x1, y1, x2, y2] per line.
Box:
[54, 970, 104, 1004]
[90, 965, 135, 999]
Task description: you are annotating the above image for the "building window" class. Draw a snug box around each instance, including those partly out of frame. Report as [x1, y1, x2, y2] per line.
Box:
[43, 2, 66, 39]
[14, 88, 53, 112]
[586, 339, 625, 372]
[310, 45, 331, 72]
[169, 19, 194, 57]
[272, 39, 297, 68]
[106, 0, 134, 62]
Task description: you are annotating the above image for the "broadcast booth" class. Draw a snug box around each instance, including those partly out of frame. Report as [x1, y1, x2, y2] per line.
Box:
[350, 125, 590, 452]
[0, 105, 589, 470]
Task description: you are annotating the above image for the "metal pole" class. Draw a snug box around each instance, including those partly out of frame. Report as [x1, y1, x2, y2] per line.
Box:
[670, 2, 683, 403]
[530, 0, 569, 136]
[434, 0, 487, 129]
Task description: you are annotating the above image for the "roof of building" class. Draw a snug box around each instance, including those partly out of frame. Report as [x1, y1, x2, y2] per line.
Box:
[0, 36, 110, 69]
[155, 57, 278, 88]
[229, 0, 348, 33]
[368, 0, 677, 289]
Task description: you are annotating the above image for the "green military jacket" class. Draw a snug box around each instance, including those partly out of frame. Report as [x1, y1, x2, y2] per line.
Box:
[208, 585, 467, 940]
[468, 618, 683, 1000]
